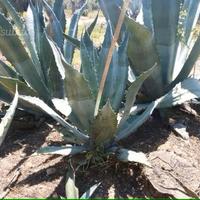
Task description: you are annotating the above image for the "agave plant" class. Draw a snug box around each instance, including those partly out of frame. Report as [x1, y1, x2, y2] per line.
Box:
[0, 0, 89, 144]
[0, 0, 153, 162]
[1, 0, 200, 197]
[0, 0, 199, 166]
[0, 0, 156, 196]
[0, 0, 89, 104]
[0, 0, 157, 148]
[100, 0, 200, 101]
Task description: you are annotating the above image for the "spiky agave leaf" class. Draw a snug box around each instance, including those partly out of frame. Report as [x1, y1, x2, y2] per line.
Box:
[64, 1, 87, 63]
[46, 37, 95, 132]
[25, 1, 37, 53]
[119, 64, 156, 126]
[81, 24, 129, 111]
[65, 163, 79, 199]
[116, 148, 151, 167]
[0, 76, 38, 97]
[36, 145, 86, 156]
[0, 60, 17, 78]
[80, 31, 101, 97]
[25, 0, 44, 62]
[19, 95, 89, 143]
[100, 25, 129, 110]
[0, 13, 50, 102]
[63, 59, 95, 132]
[80, 182, 101, 199]
[125, 16, 164, 99]
[63, 13, 99, 50]
[116, 100, 160, 141]
[43, 0, 64, 51]
[91, 101, 118, 146]
[40, 33, 65, 98]
[53, 0, 66, 33]
[0, 88, 18, 147]
[86, 13, 99, 36]
[100, 0, 200, 103]
[0, 0, 44, 80]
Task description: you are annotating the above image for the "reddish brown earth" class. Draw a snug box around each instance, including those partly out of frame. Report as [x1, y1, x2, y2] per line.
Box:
[1, 103, 200, 198]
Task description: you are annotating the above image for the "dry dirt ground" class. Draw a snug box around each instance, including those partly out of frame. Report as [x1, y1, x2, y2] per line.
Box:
[1, 103, 200, 198]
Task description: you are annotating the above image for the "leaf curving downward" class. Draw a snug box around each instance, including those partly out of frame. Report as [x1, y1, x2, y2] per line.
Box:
[52, 98, 71, 118]
[116, 100, 160, 141]
[19, 95, 88, 143]
[36, 145, 86, 156]
[117, 148, 151, 167]
[159, 78, 200, 108]
[0, 76, 38, 97]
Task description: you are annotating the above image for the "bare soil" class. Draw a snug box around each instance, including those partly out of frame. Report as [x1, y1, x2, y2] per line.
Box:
[1, 104, 200, 198]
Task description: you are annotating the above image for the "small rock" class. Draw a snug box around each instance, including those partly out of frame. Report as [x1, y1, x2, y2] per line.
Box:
[172, 123, 189, 140]
[46, 167, 56, 176]
[20, 152, 26, 158]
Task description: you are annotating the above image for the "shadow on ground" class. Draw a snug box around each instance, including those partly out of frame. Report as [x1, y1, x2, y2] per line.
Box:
[0, 104, 200, 198]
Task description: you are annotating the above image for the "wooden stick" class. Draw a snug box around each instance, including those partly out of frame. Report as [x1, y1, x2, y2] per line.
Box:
[94, 0, 130, 116]
[0, 168, 21, 199]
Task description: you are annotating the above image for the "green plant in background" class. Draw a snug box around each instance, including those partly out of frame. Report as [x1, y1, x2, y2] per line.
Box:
[0, 0, 88, 104]
[100, 0, 200, 101]
[0, 0, 88, 144]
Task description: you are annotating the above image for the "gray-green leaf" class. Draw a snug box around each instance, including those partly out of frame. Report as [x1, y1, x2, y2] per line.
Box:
[80, 182, 101, 199]
[36, 145, 86, 156]
[0, 76, 38, 97]
[19, 95, 88, 143]
[52, 98, 71, 118]
[0, 13, 50, 102]
[0, 88, 18, 147]
[65, 163, 79, 199]
[91, 102, 117, 146]
[125, 16, 164, 99]
[120, 65, 156, 125]
[117, 148, 151, 167]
